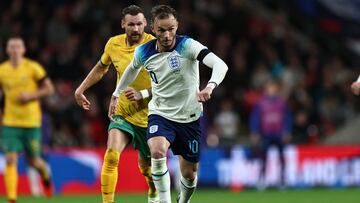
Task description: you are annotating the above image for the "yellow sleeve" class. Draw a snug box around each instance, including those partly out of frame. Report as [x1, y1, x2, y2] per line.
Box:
[33, 62, 46, 81]
[100, 39, 112, 66]
[0, 65, 3, 84]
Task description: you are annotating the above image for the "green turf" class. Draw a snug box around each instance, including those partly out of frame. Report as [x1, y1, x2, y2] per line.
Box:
[3, 188, 360, 203]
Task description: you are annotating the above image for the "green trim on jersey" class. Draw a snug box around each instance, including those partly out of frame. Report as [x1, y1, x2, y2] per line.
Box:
[108, 115, 150, 159]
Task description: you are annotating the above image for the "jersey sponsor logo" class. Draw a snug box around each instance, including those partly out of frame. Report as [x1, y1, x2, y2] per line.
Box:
[167, 55, 181, 72]
[149, 125, 158, 134]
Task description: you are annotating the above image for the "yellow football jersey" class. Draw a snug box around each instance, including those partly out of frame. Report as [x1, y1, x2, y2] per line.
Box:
[0, 58, 46, 127]
[100, 33, 155, 128]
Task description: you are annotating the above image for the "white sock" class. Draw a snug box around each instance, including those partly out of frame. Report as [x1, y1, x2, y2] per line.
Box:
[179, 174, 197, 203]
[152, 157, 171, 203]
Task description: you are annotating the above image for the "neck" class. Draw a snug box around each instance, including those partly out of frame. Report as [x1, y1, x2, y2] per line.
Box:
[156, 39, 176, 52]
[9, 57, 23, 67]
[126, 35, 144, 47]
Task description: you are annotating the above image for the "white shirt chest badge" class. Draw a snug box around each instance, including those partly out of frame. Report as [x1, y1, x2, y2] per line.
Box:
[167, 54, 181, 72]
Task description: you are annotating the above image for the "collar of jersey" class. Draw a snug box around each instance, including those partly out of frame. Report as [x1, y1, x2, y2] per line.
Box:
[155, 35, 185, 53]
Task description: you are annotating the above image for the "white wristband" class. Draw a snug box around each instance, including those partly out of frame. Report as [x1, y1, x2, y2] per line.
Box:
[140, 89, 150, 99]
[357, 75, 360, 82]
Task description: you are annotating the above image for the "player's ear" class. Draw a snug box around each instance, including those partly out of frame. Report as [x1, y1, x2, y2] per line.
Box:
[150, 22, 155, 33]
[144, 18, 147, 27]
[21, 39, 26, 54]
[121, 19, 125, 29]
[175, 20, 179, 30]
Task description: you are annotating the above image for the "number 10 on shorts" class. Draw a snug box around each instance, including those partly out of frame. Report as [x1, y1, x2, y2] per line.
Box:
[188, 140, 198, 154]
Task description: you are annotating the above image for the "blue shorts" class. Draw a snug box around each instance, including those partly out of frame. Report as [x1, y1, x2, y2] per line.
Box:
[147, 114, 202, 163]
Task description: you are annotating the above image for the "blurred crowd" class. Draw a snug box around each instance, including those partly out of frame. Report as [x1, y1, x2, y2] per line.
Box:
[0, 0, 359, 149]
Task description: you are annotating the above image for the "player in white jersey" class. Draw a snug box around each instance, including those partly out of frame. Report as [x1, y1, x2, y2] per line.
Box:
[110, 5, 228, 203]
[351, 75, 360, 95]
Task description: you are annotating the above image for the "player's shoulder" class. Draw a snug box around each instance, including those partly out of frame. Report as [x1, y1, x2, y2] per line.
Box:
[136, 39, 157, 63]
[176, 35, 192, 43]
[143, 32, 156, 42]
[23, 58, 43, 68]
[106, 34, 126, 47]
[0, 61, 6, 77]
[138, 38, 156, 51]
[174, 35, 192, 51]
[174, 35, 206, 56]
[0, 60, 8, 68]
[23, 57, 38, 64]
[0, 61, 8, 76]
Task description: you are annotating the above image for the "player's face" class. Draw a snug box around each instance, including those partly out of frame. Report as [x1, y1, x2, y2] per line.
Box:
[6, 38, 25, 60]
[152, 15, 178, 51]
[122, 13, 147, 44]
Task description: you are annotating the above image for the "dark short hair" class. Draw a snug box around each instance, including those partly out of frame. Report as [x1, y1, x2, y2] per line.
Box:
[122, 5, 144, 19]
[7, 36, 23, 42]
[151, 5, 178, 23]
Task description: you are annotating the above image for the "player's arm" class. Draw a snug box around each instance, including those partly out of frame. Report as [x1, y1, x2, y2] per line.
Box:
[197, 50, 228, 102]
[74, 61, 109, 110]
[351, 74, 360, 95]
[0, 84, 2, 100]
[124, 87, 152, 101]
[112, 63, 142, 97]
[36, 77, 55, 98]
[108, 59, 142, 120]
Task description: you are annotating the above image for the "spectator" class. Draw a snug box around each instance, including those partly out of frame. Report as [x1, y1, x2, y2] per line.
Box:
[249, 79, 292, 189]
[214, 98, 240, 148]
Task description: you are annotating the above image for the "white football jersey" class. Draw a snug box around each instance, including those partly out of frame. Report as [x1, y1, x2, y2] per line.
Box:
[131, 36, 207, 123]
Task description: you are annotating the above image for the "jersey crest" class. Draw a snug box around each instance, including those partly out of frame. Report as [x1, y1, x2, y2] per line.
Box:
[149, 125, 158, 133]
[167, 54, 181, 72]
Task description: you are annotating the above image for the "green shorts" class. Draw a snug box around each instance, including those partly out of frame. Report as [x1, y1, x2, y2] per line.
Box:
[1, 126, 41, 157]
[108, 115, 150, 159]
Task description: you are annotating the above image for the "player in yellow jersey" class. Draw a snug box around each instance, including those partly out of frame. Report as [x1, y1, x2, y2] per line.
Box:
[0, 37, 55, 203]
[74, 5, 158, 203]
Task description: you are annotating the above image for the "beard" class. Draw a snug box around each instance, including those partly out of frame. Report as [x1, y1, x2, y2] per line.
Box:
[130, 34, 141, 41]
[127, 33, 142, 45]
[160, 39, 174, 49]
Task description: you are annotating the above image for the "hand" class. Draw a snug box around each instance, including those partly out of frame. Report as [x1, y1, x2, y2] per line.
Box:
[197, 86, 213, 102]
[351, 81, 360, 95]
[74, 89, 91, 110]
[108, 96, 118, 122]
[124, 86, 142, 101]
[18, 92, 35, 104]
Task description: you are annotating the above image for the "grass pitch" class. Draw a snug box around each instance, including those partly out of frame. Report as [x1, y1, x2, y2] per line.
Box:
[4, 188, 360, 203]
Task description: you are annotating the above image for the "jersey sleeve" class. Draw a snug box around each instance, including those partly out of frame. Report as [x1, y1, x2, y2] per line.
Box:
[100, 39, 112, 66]
[33, 62, 46, 81]
[183, 38, 208, 60]
[132, 46, 144, 69]
[0, 67, 3, 85]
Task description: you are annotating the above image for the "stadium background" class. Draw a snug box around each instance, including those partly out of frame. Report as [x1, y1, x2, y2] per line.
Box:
[1, 0, 360, 202]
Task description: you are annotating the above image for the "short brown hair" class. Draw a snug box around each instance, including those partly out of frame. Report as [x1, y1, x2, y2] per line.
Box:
[151, 5, 178, 23]
[122, 5, 144, 19]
